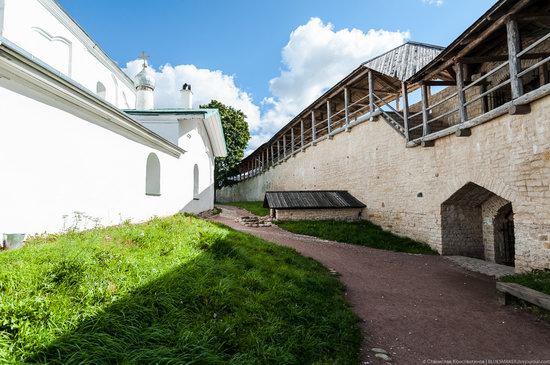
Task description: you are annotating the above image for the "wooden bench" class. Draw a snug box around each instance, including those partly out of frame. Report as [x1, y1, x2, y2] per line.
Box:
[496, 282, 550, 311]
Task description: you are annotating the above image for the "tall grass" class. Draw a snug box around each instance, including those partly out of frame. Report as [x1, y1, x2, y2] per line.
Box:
[276, 219, 437, 254]
[501, 270, 550, 295]
[0, 214, 360, 364]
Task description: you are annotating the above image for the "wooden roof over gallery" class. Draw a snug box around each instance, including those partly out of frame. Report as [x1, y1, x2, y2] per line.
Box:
[229, 0, 550, 184]
[242, 41, 444, 164]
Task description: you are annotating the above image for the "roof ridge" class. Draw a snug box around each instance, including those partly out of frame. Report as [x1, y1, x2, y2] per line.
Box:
[362, 40, 444, 66]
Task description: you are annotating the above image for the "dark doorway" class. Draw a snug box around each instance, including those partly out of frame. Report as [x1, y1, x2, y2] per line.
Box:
[441, 182, 515, 266]
[494, 203, 515, 267]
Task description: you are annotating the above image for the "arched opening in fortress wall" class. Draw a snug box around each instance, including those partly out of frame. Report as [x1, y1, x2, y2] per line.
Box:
[441, 182, 515, 267]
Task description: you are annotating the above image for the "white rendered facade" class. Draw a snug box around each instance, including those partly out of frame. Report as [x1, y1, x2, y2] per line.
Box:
[0, 0, 227, 244]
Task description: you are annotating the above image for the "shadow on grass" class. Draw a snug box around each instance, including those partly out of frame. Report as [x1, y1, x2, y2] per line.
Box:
[27, 226, 360, 365]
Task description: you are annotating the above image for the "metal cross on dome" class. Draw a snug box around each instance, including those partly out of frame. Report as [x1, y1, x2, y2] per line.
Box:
[139, 51, 149, 67]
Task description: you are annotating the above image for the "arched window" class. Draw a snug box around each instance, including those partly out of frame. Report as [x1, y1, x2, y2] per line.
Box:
[96, 82, 106, 99]
[145, 153, 161, 196]
[193, 164, 199, 200]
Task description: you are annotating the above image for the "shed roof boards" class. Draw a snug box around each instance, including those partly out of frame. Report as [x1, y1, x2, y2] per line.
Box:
[263, 191, 366, 210]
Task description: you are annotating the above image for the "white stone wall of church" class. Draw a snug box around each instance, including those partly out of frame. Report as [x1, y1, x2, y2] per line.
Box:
[0, 85, 214, 237]
[1, 0, 136, 109]
[218, 96, 550, 272]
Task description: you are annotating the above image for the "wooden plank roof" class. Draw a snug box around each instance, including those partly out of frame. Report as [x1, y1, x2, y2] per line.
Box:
[240, 41, 444, 165]
[364, 41, 444, 81]
[263, 191, 366, 210]
[408, 0, 545, 83]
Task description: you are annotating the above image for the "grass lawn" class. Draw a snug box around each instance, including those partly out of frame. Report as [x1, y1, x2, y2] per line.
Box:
[0, 214, 360, 364]
[276, 220, 437, 255]
[501, 270, 550, 295]
[221, 201, 270, 217]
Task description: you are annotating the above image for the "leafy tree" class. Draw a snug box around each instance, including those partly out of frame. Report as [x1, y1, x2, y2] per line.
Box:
[201, 100, 250, 188]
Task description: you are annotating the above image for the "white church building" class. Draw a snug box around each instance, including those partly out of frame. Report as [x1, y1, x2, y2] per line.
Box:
[0, 0, 227, 247]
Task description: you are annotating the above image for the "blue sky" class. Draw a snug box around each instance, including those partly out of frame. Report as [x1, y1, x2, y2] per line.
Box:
[58, 0, 496, 151]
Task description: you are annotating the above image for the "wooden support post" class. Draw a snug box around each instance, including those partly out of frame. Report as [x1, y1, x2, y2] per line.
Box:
[480, 83, 488, 114]
[368, 70, 375, 119]
[311, 111, 316, 143]
[539, 64, 549, 86]
[277, 140, 280, 162]
[260, 153, 263, 172]
[326, 100, 332, 137]
[344, 87, 350, 127]
[270, 144, 274, 167]
[300, 120, 304, 148]
[455, 128, 472, 137]
[456, 62, 468, 124]
[421, 83, 430, 136]
[508, 104, 531, 115]
[283, 135, 286, 157]
[401, 82, 410, 141]
[507, 19, 523, 99]
[396, 91, 400, 111]
[291, 127, 295, 154]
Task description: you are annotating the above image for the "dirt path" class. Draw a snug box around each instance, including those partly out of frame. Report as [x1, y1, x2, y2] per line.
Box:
[211, 205, 550, 364]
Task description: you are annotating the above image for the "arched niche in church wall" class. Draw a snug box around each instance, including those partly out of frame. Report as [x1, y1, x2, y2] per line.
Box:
[30, 27, 72, 77]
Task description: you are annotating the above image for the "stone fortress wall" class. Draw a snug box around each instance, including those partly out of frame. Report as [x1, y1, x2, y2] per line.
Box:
[218, 95, 550, 272]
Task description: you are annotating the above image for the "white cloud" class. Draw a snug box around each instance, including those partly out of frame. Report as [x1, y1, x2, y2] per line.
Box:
[123, 61, 261, 131]
[253, 18, 409, 150]
[125, 18, 409, 155]
[422, 0, 444, 6]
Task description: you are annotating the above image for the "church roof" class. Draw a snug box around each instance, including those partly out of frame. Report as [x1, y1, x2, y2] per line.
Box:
[124, 109, 228, 158]
[134, 65, 156, 90]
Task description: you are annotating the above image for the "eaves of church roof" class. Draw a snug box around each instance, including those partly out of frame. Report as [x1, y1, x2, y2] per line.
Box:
[0, 36, 186, 158]
[124, 109, 228, 158]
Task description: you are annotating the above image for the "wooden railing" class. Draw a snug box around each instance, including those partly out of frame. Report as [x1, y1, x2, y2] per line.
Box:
[229, 24, 550, 184]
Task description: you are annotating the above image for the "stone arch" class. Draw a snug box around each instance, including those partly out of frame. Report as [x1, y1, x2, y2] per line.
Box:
[442, 172, 517, 207]
[145, 153, 161, 196]
[441, 182, 515, 266]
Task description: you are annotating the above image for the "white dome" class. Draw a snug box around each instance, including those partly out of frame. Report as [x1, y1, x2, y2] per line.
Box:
[133, 66, 155, 90]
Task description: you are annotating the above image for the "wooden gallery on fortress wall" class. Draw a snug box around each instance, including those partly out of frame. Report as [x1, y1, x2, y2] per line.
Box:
[219, 0, 550, 272]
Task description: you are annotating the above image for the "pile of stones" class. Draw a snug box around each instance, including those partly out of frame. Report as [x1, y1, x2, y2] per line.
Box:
[236, 216, 273, 228]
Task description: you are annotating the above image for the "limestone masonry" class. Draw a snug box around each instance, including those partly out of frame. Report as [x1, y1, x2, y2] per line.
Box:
[218, 96, 550, 272]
